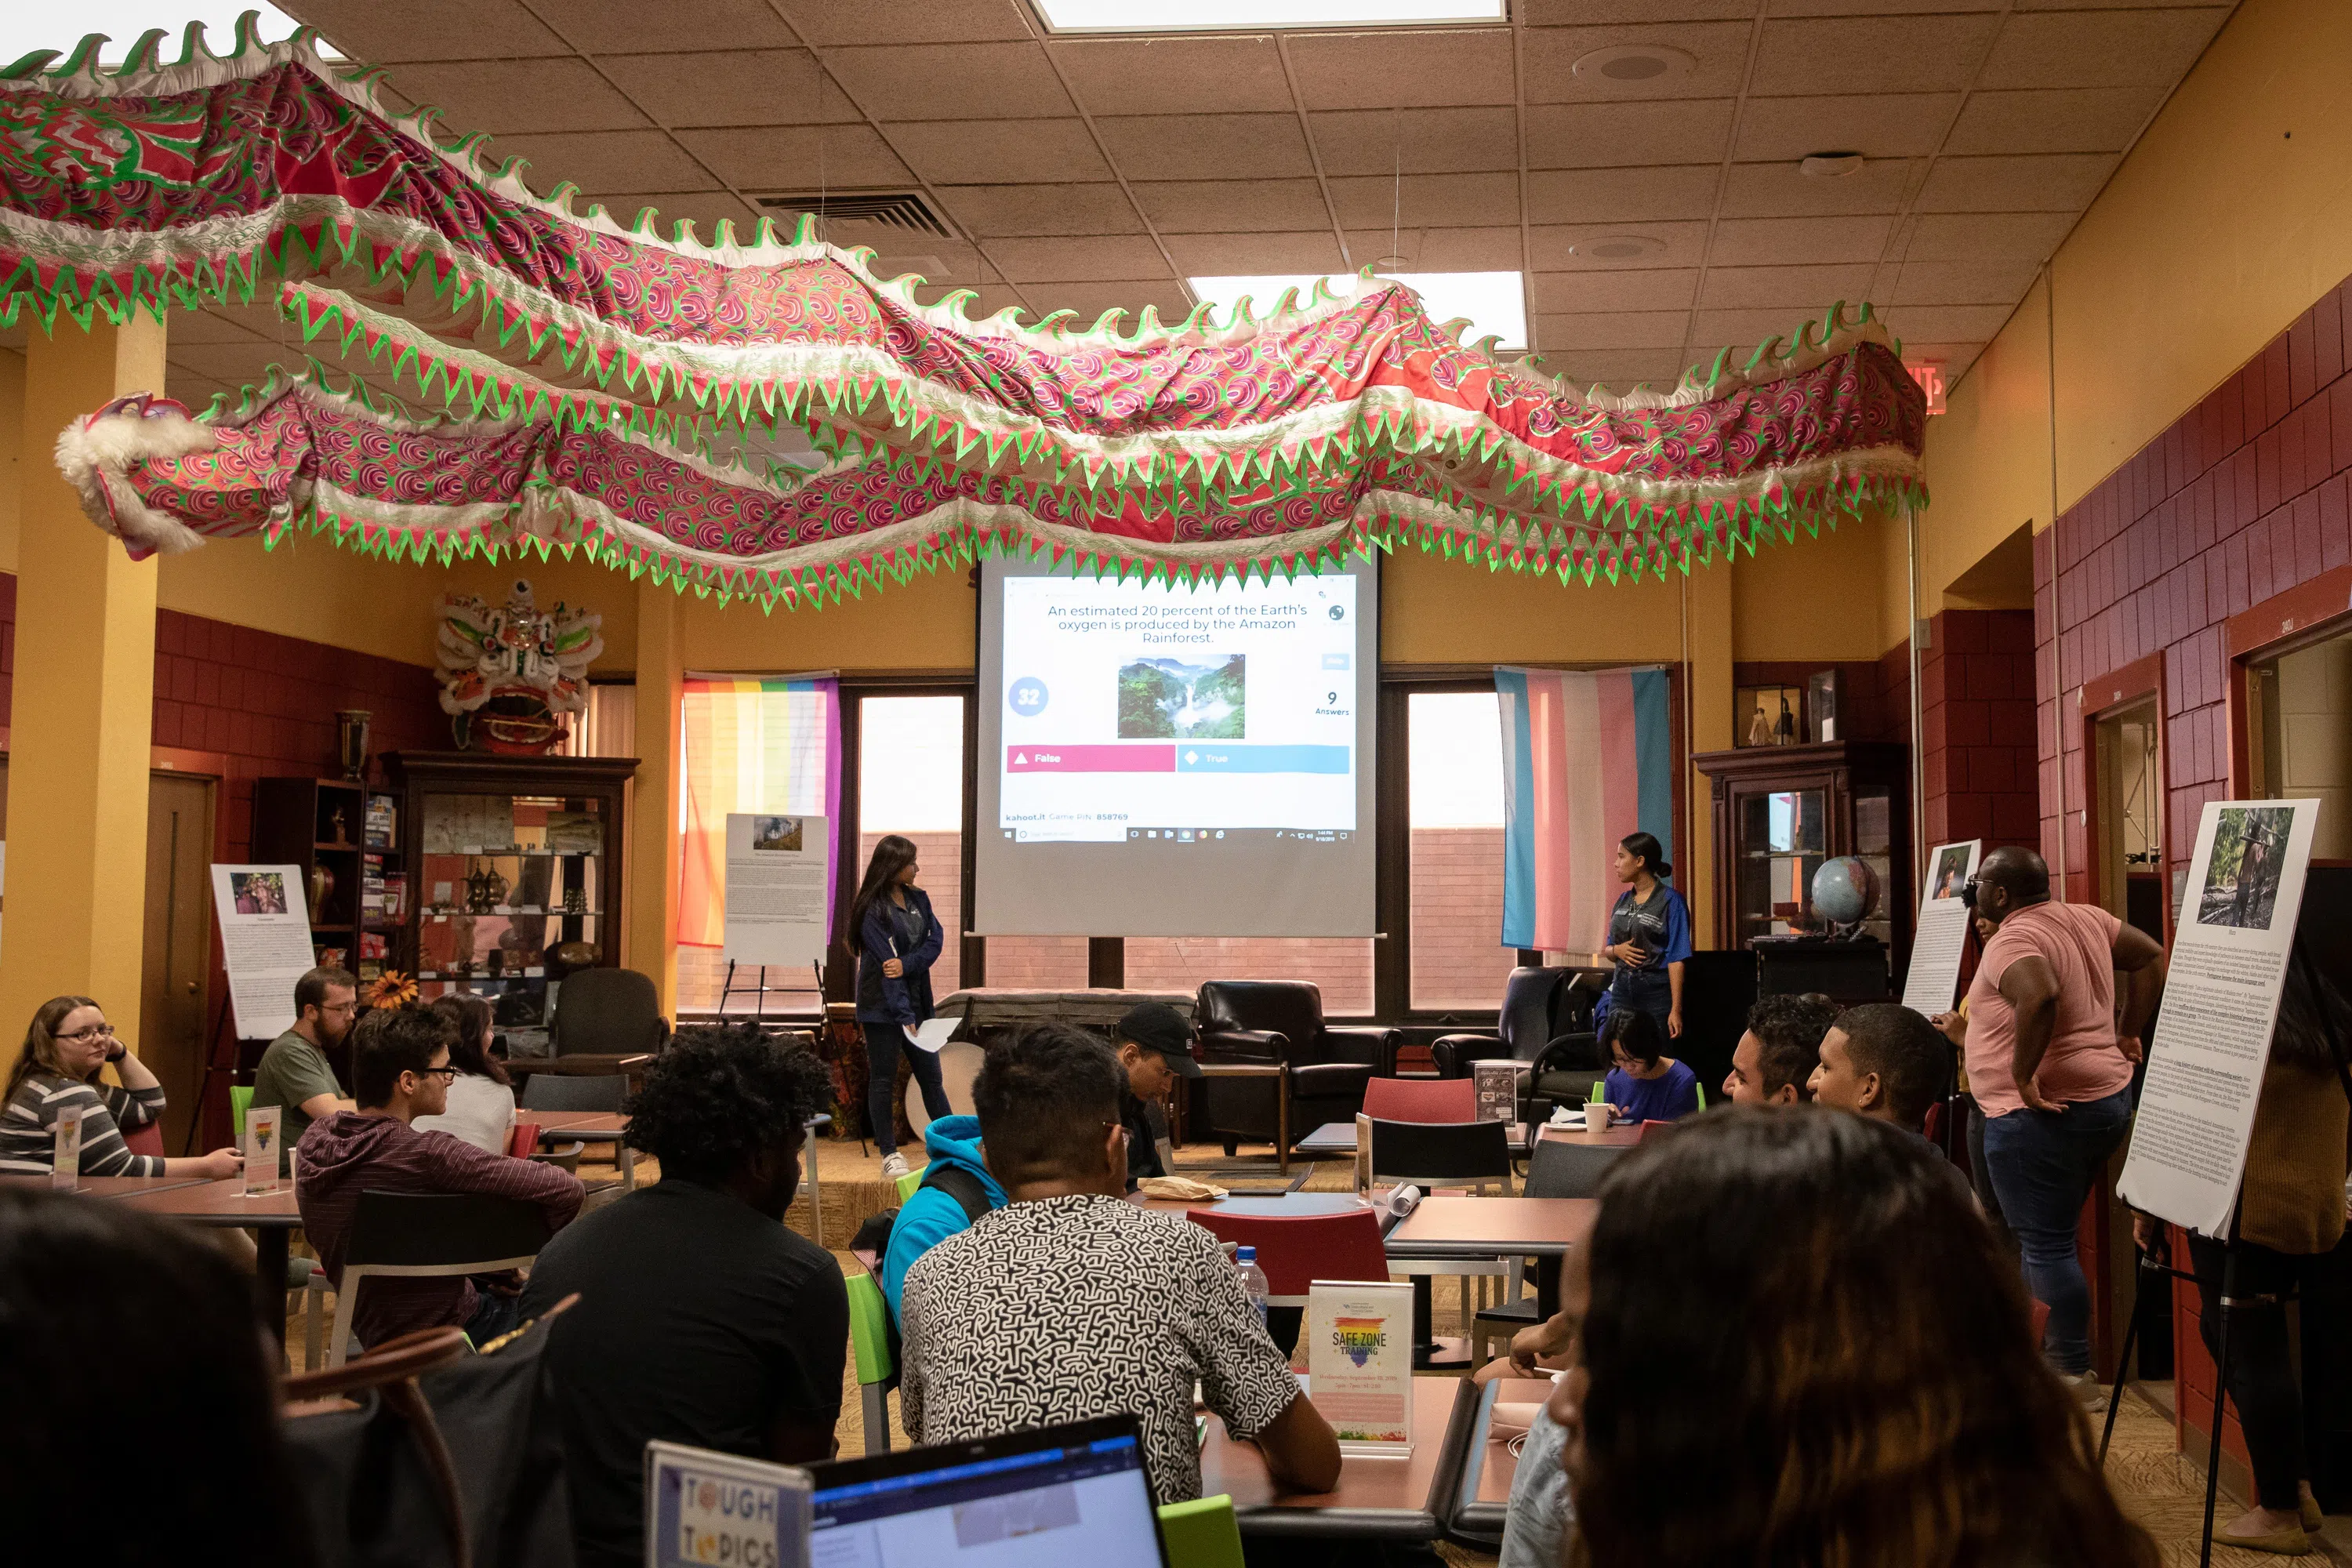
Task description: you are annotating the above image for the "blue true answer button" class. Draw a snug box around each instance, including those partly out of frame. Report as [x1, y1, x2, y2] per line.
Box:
[1174, 745, 1351, 774]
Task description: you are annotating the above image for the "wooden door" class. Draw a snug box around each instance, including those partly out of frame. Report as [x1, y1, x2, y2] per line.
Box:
[140, 773, 214, 1152]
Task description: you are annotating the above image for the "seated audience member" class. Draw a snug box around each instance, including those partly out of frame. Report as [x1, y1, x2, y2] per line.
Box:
[1808, 1002, 1951, 1135]
[522, 1026, 847, 1568]
[0, 995, 241, 1179]
[296, 1004, 583, 1351]
[0, 1189, 306, 1568]
[1598, 1007, 1700, 1124]
[1468, 1207, 1596, 1568]
[413, 992, 517, 1154]
[880, 1109, 1005, 1322]
[1548, 1109, 2158, 1568]
[252, 965, 359, 1172]
[899, 1023, 1341, 1504]
[1721, 993, 1837, 1106]
[1112, 1000, 1203, 1186]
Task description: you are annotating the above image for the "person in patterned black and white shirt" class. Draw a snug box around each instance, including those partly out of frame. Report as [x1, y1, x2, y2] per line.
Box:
[898, 1022, 1341, 1504]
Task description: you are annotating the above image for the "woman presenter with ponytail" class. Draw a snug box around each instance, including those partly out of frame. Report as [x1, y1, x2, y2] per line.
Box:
[1595, 831, 1692, 1041]
[851, 835, 952, 1180]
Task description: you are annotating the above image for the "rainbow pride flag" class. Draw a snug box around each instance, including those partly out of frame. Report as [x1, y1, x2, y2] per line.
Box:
[678, 675, 840, 948]
[1496, 667, 1675, 953]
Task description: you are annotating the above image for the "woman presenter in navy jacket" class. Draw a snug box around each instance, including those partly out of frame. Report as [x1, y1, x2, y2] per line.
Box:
[851, 834, 949, 1180]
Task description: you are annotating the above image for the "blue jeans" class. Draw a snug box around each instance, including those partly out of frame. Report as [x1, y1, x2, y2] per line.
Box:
[1979, 1087, 2134, 1374]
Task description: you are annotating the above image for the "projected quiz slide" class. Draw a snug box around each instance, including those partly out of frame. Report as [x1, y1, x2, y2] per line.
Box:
[997, 572, 1359, 843]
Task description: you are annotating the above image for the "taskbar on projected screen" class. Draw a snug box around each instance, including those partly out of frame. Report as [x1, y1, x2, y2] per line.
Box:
[998, 827, 1356, 844]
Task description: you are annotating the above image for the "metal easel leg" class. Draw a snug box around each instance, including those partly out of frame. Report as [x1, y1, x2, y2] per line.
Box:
[2200, 1245, 2241, 1568]
[2099, 1249, 2154, 1465]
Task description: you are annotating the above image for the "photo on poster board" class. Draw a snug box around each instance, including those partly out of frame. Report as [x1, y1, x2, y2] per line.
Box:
[2117, 799, 2321, 1236]
[209, 864, 317, 1040]
[1900, 839, 1983, 1017]
[722, 813, 829, 967]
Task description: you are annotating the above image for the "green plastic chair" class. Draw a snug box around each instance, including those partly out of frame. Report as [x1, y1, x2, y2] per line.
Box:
[1157, 1494, 1245, 1568]
[895, 1166, 924, 1205]
[230, 1085, 254, 1140]
[1695, 1081, 1708, 1111]
[845, 1269, 896, 1455]
[1588, 1079, 1606, 1105]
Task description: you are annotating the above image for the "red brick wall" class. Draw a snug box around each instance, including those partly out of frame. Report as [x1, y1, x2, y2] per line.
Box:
[1408, 826, 1516, 1011]
[1920, 609, 2039, 850]
[1125, 937, 1374, 1014]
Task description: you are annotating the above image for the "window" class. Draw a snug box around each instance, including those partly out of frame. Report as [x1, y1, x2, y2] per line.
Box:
[856, 695, 966, 997]
[1407, 691, 1516, 1011]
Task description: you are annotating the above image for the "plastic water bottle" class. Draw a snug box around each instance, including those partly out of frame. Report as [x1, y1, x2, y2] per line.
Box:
[1236, 1245, 1271, 1331]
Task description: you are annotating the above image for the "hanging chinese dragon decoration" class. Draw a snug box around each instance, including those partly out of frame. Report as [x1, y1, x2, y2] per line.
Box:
[6, 21, 1928, 607]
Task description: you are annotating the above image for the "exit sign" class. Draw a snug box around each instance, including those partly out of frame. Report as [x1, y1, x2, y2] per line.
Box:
[1907, 362, 1947, 416]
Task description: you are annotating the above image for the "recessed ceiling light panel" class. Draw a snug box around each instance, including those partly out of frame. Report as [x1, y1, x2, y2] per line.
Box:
[1569, 44, 1695, 87]
[1036, 0, 1504, 34]
[1565, 235, 1667, 263]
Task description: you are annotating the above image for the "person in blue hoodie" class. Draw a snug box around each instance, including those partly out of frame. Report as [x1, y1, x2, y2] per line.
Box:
[880, 1112, 1004, 1322]
[851, 834, 949, 1181]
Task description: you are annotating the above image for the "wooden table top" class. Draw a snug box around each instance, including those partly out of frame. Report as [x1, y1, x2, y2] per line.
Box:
[115, 1177, 303, 1225]
[1131, 1191, 1377, 1218]
[1384, 1196, 1596, 1257]
[1196, 1061, 1283, 1077]
[527, 1111, 629, 1135]
[1459, 1377, 1557, 1516]
[0, 1174, 211, 1199]
[1293, 1120, 1639, 1155]
[1200, 1376, 1461, 1538]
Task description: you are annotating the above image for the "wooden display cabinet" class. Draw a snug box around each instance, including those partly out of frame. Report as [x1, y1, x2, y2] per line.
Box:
[252, 776, 369, 969]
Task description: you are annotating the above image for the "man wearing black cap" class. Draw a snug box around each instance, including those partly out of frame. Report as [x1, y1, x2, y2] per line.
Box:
[1112, 1002, 1201, 1188]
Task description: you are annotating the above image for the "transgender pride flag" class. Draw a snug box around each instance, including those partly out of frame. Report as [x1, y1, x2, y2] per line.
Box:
[1495, 667, 1675, 953]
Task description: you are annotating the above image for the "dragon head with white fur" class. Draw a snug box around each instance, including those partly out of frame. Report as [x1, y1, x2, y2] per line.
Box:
[436, 579, 603, 753]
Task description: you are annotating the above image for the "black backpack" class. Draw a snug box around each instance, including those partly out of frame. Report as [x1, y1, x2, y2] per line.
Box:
[849, 1163, 994, 1377]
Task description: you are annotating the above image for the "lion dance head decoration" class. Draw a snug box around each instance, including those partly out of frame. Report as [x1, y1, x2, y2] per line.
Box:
[435, 579, 604, 753]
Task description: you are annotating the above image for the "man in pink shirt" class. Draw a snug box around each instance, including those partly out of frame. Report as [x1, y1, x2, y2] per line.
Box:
[1934, 847, 2165, 1402]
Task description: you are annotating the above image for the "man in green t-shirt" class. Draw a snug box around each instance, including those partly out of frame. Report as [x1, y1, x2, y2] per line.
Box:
[251, 966, 359, 1172]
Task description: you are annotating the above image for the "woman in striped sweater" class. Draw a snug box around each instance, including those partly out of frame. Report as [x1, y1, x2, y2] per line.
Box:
[0, 995, 242, 1178]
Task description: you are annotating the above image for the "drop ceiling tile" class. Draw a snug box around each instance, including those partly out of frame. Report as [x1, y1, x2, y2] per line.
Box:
[776, 0, 1033, 46]
[1944, 86, 2168, 155]
[1047, 36, 1292, 115]
[1532, 270, 1700, 313]
[1698, 263, 1878, 310]
[1536, 349, 1697, 389]
[495, 130, 719, 196]
[1979, 8, 2230, 90]
[677, 125, 912, 191]
[1526, 165, 1722, 225]
[2016, 0, 2224, 8]
[1904, 339, 1985, 380]
[287, 0, 565, 63]
[1882, 306, 2018, 343]
[1285, 30, 1515, 110]
[1890, 259, 2042, 306]
[1161, 231, 1349, 276]
[937, 183, 1143, 238]
[1536, 311, 1691, 350]
[857, 243, 984, 284]
[1093, 114, 1316, 181]
[1524, 100, 1737, 170]
[911, 283, 1027, 318]
[165, 372, 237, 407]
[1735, 93, 1959, 162]
[591, 191, 764, 239]
[1328, 172, 1522, 229]
[1528, 221, 1713, 270]
[547, 0, 798, 53]
[1308, 108, 1520, 176]
[1693, 307, 1864, 347]
[887, 120, 1112, 186]
[168, 342, 299, 383]
[598, 51, 860, 129]
[382, 60, 645, 136]
[1523, 0, 1753, 21]
[1915, 153, 2118, 214]
[1521, 23, 1756, 102]
[1905, 211, 2075, 260]
[1766, 0, 2000, 13]
[1708, 215, 1895, 267]
[1341, 227, 1526, 270]
[826, 43, 1072, 122]
[1129, 180, 1327, 234]
[1720, 158, 1913, 218]
[1018, 281, 1196, 322]
[1751, 15, 2003, 96]
[168, 310, 274, 347]
[981, 235, 1174, 283]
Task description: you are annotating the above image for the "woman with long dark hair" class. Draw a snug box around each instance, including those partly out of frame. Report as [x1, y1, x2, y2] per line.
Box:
[416, 990, 516, 1154]
[851, 833, 949, 1178]
[1552, 1109, 2158, 1568]
[1595, 830, 1690, 1040]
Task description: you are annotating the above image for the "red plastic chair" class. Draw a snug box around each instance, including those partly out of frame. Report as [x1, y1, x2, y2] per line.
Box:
[1360, 1076, 1476, 1125]
[122, 1121, 165, 1160]
[505, 1121, 543, 1160]
[2031, 1298, 2052, 1345]
[1635, 1118, 1679, 1144]
[1183, 1207, 1391, 1307]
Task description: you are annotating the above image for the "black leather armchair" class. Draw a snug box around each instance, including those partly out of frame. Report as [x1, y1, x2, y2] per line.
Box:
[1431, 965, 1612, 1119]
[1196, 981, 1395, 1153]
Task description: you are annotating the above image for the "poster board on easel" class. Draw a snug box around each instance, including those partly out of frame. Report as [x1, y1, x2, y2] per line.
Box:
[2117, 800, 2320, 1236]
[1900, 839, 1982, 1016]
[721, 813, 829, 967]
[209, 865, 316, 1041]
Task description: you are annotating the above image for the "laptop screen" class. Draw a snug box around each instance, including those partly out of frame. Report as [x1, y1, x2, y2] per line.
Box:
[807, 1416, 1167, 1568]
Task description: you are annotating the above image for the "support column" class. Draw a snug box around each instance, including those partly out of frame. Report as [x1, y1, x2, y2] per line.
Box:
[624, 577, 683, 1015]
[0, 318, 168, 1058]
[1682, 559, 1735, 948]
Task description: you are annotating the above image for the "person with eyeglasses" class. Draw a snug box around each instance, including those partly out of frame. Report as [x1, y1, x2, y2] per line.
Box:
[0, 995, 243, 1178]
[295, 1002, 583, 1351]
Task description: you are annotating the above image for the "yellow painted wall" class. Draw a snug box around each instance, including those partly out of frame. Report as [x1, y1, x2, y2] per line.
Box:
[1729, 511, 1898, 663]
[1924, 0, 2352, 591]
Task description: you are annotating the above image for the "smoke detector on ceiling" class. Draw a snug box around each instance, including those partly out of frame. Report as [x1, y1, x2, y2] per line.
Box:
[1570, 44, 1695, 86]
[1567, 234, 1667, 262]
[1801, 153, 1867, 180]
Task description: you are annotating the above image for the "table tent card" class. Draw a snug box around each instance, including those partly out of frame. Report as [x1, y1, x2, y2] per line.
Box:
[52, 1104, 83, 1190]
[1901, 839, 1983, 1016]
[643, 1440, 811, 1568]
[1473, 1061, 1526, 1123]
[1306, 1279, 1416, 1457]
[244, 1105, 284, 1196]
[2118, 799, 2321, 1236]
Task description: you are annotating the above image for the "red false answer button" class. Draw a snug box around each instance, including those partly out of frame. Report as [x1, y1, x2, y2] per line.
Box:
[1006, 745, 1176, 772]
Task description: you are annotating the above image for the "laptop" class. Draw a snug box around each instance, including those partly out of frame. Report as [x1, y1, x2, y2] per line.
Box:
[805, 1415, 1171, 1568]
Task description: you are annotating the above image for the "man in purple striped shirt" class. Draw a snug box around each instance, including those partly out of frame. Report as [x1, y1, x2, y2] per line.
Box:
[296, 1004, 582, 1350]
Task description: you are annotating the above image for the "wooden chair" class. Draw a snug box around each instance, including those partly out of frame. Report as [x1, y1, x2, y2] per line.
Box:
[517, 1074, 627, 1112]
[324, 1192, 555, 1367]
[1367, 1118, 1517, 1358]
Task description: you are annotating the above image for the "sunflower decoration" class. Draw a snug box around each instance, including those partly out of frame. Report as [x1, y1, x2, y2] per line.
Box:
[365, 970, 419, 1010]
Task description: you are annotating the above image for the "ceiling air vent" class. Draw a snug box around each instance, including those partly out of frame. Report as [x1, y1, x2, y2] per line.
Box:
[756, 191, 952, 239]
